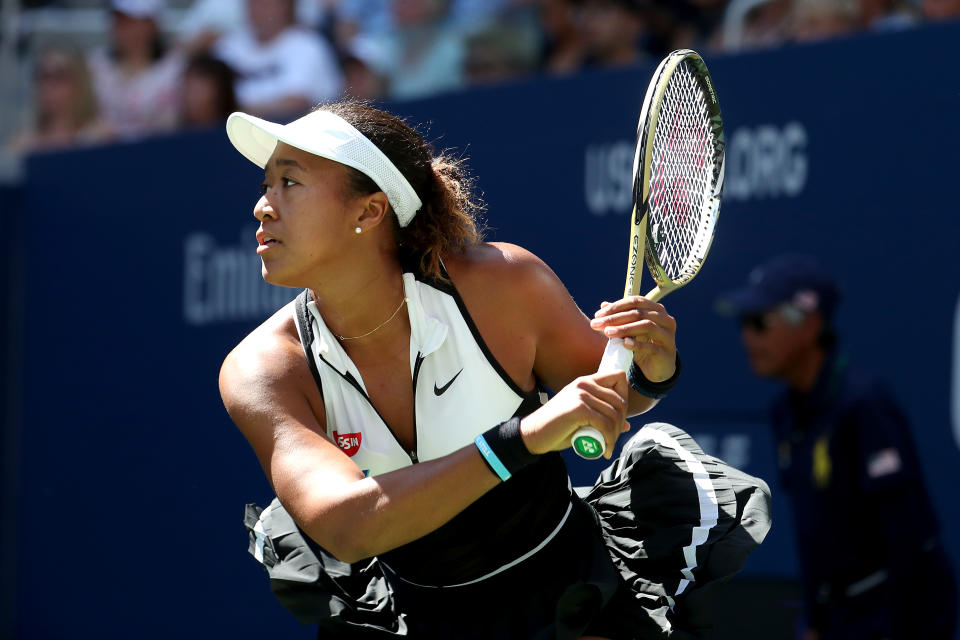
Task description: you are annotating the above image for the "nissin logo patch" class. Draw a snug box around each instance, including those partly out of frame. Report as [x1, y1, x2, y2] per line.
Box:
[334, 431, 362, 456]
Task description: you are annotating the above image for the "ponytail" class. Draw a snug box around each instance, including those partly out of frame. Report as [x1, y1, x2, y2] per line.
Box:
[319, 100, 485, 281]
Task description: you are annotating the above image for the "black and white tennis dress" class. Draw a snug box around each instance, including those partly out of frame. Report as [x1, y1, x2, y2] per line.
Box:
[243, 260, 772, 639]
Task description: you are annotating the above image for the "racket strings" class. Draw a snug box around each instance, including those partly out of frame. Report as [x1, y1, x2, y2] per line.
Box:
[648, 62, 719, 284]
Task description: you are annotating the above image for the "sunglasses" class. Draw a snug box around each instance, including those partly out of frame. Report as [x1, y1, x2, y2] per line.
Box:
[740, 304, 806, 332]
[739, 313, 770, 332]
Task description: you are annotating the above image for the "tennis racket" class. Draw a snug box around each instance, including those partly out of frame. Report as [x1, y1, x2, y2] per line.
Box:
[571, 49, 725, 460]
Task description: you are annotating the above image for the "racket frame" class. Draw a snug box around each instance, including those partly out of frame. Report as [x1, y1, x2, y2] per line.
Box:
[634, 50, 725, 303]
[571, 49, 725, 460]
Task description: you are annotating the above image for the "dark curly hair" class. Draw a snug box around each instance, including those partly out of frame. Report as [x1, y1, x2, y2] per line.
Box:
[318, 100, 486, 280]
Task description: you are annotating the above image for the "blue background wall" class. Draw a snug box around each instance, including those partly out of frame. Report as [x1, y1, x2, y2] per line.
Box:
[2, 21, 958, 639]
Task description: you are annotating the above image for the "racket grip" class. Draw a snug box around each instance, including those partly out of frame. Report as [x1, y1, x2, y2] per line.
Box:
[598, 338, 635, 374]
[571, 426, 605, 459]
[571, 339, 634, 460]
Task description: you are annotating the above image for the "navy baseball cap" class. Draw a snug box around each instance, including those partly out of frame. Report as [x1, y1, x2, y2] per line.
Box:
[716, 254, 841, 319]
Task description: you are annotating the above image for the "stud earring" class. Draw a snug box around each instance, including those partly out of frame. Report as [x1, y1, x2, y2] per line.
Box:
[354, 226, 362, 235]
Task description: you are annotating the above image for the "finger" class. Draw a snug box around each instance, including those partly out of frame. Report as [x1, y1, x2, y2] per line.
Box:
[591, 307, 675, 330]
[589, 370, 631, 397]
[610, 366, 630, 401]
[592, 312, 676, 343]
[591, 301, 612, 317]
[578, 380, 629, 420]
[603, 320, 676, 348]
[577, 400, 625, 459]
[580, 378, 629, 438]
[587, 367, 629, 399]
[574, 375, 628, 419]
[592, 314, 675, 341]
[582, 377, 631, 456]
[594, 296, 666, 318]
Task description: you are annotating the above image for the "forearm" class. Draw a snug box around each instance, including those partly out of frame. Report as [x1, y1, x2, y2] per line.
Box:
[296, 443, 501, 563]
[625, 352, 680, 416]
[627, 391, 659, 416]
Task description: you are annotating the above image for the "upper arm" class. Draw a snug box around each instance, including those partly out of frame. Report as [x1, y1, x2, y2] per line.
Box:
[219, 304, 513, 562]
[218, 323, 364, 538]
[451, 243, 606, 394]
[521, 251, 607, 393]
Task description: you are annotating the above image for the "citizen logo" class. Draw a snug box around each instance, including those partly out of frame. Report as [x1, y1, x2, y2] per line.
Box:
[434, 369, 463, 396]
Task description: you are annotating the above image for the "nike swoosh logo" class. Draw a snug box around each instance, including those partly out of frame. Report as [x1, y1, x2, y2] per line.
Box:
[434, 369, 463, 396]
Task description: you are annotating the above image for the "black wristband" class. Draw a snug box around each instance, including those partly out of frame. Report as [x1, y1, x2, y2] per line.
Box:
[628, 352, 682, 399]
[475, 417, 539, 481]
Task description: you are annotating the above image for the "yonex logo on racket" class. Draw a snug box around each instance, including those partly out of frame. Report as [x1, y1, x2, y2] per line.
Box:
[573, 434, 603, 459]
[702, 76, 717, 104]
[627, 234, 641, 291]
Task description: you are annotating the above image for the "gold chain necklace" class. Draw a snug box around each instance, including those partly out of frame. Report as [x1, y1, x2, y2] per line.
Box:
[333, 297, 407, 341]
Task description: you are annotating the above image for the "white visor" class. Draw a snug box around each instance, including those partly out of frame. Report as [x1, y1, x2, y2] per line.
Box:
[226, 110, 423, 227]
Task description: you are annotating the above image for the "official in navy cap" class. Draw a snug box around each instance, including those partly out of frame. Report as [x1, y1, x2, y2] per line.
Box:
[719, 253, 956, 640]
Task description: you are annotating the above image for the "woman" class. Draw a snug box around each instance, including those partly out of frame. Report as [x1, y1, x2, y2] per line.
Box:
[221, 101, 770, 638]
[8, 48, 112, 155]
[179, 54, 238, 129]
[87, 0, 184, 138]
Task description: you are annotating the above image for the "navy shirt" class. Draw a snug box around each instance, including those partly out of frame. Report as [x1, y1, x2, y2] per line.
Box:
[770, 352, 942, 630]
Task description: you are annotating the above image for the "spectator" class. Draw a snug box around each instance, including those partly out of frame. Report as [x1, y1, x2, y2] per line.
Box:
[856, 0, 919, 31]
[789, 0, 861, 43]
[179, 54, 238, 129]
[464, 22, 540, 87]
[87, 0, 185, 139]
[377, 0, 466, 100]
[921, 0, 960, 20]
[340, 39, 390, 100]
[718, 254, 957, 640]
[538, 0, 588, 74]
[578, 0, 651, 69]
[647, 0, 729, 54]
[331, 0, 514, 47]
[716, 0, 792, 52]
[329, 0, 395, 53]
[176, 0, 330, 56]
[213, 0, 343, 119]
[449, 0, 518, 29]
[7, 48, 112, 155]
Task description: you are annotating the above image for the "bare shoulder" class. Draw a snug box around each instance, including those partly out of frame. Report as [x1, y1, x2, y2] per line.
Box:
[442, 243, 584, 391]
[444, 241, 564, 302]
[218, 299, 317, 424]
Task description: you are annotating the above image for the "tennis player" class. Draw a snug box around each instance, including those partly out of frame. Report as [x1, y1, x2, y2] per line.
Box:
[220, 100, 771, 639]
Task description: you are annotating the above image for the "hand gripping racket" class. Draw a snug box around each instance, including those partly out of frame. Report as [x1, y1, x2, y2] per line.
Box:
[571, 49, 726, 459]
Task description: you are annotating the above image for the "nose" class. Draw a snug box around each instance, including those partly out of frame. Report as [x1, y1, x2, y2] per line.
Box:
[253, 194, 276, 222]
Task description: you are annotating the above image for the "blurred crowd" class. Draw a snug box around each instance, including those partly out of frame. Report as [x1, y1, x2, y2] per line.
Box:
[6, 0, 960, 156]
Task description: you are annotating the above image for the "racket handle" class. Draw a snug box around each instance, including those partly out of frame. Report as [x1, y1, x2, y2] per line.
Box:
[571, 339, 634, 460]
[598, 337, 635, 374]
[571, 426, 605, 459]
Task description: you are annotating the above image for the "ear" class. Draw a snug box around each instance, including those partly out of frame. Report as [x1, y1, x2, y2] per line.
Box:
[354, 191, 391, 233]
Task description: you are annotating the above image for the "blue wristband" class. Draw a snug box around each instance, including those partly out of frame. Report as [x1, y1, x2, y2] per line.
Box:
[475, 417, 538, 482]
[475, 433, 512, 481]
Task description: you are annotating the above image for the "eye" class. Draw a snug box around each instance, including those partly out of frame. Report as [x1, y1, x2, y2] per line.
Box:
[259, 182, 268, 195]
[282, 177, 298, 188]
